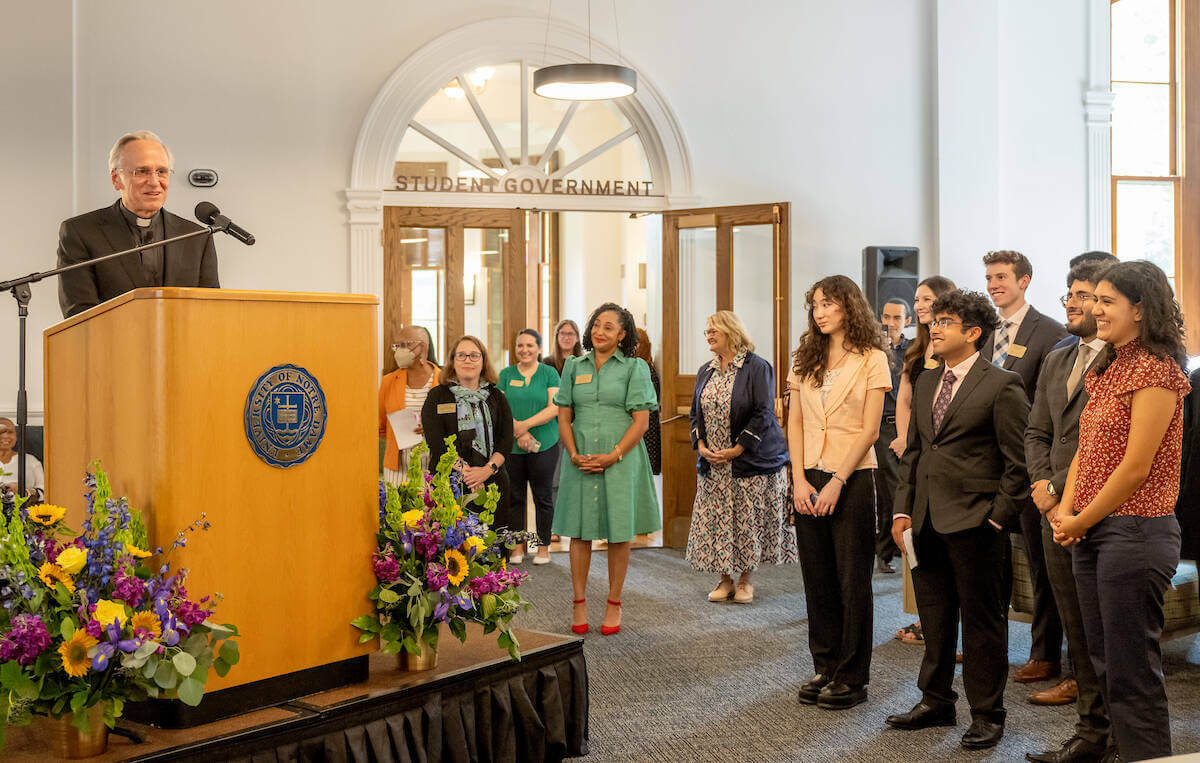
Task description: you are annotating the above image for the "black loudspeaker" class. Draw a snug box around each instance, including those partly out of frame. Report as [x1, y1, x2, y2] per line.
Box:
[862, 246, 919, 316]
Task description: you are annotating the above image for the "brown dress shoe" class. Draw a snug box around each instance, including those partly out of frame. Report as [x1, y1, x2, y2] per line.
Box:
[1013, 659, 1061, 683]
[1027, 678, 1078, 706]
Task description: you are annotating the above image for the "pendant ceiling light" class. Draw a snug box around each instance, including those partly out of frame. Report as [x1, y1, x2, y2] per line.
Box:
[534, 0, 637, 101]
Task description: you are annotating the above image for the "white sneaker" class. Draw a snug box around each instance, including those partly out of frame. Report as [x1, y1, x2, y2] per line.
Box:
[509, 551, 525, 564]
[533, 554, 551, 565]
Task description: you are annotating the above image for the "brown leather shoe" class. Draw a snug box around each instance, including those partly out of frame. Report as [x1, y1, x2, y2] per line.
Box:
[1027, 678, 1078, 706]
[1013, 659, 1061, 683]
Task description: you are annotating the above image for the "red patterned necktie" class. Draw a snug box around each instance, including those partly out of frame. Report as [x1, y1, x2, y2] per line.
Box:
[932, 369, 957, 433]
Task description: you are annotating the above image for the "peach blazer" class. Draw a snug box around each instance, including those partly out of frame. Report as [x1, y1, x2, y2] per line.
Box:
[787, 348, 891, 471]
[378, 363, 441, 471]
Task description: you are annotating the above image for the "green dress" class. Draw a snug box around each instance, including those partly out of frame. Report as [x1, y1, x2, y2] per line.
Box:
[552, 349, 662, 542]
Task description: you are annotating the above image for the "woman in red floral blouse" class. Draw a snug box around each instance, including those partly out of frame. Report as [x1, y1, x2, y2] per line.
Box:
[1052, 261, 1190, 762]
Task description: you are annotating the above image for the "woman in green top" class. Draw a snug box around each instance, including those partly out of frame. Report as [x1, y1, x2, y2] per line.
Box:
[554, 303, 661, 636]
[498, 329, 561, 565]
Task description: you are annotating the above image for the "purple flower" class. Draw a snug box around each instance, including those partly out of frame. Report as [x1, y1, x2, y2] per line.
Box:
[432, 591, 452, 622]
[0, 615, 51, 666]
[425, 564, 449, 591]
[85, 619, 103, 638]
[415, 532, 440, 561]
[91, 620, 143, 672]
[378, 481, 388, 522]
[372, 551, 401, 583]
[112, 569, 147, 607]
[175, 598, 212, 627]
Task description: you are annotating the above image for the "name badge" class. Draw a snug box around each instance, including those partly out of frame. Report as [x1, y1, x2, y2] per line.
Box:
[924, 358, 939, 370]
[576, 373, 593, 384]
[437, 402, 457, 414]
[1008, 343, 1027, 359]
[509, 379, 525, 387]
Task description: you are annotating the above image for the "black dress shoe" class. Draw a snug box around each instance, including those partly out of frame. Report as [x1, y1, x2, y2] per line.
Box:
[797, 673, 830, 704]
[885, 701, 956, 730]
[817, 681, 867, 709]
[961, 718, 1004, 750]
[1025, 735, 1107, 763]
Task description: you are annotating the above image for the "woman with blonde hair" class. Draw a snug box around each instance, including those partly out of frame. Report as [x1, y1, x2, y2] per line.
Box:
[686, 311, 795, 603]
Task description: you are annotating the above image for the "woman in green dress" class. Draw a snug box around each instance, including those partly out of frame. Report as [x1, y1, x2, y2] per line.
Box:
[553, 302, 661, 636]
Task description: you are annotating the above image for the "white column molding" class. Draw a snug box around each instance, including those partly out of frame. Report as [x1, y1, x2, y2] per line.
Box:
[1085, 0, 1113, 251]
[345, 188, 383, 297]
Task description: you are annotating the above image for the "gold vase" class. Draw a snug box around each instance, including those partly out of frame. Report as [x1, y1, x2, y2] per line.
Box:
[397, 626, 440, 671]
[41, 703, 109, 759]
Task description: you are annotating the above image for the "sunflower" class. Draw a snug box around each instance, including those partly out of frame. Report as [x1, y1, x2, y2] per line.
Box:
[443, 549, 469, 586]
[58, 631, 98, 677]
[37, 562, 74, 593]
[130, 611, 162, 638]
[29, 504, 67, 525]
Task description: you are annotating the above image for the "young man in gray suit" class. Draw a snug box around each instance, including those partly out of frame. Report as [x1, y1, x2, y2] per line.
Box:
[982, 250, 1068, 686]
[57, 130, 220, 318]
[887, 289, 1031, 751]
[1023, 256, 1116, 763]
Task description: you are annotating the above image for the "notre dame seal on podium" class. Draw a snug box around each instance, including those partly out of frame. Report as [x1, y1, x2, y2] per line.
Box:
[244, 364, 328, 468]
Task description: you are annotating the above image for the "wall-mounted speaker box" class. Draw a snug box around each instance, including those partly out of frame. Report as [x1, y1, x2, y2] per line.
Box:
[863, 246, 919, 315]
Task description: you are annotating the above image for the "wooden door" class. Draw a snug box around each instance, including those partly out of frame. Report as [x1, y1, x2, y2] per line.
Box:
[382, 207, 527, 369]
[660, 203, 790, 548]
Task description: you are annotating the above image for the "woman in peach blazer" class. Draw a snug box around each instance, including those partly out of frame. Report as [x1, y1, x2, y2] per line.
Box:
[379, 325, 441, 485]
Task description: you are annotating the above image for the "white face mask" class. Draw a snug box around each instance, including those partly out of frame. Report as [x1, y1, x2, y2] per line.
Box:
[393, 346, 415, 369]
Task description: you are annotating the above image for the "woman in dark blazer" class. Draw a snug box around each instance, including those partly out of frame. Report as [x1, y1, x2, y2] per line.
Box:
[421, 335, 515, 530]
[685, 311, 795, 605]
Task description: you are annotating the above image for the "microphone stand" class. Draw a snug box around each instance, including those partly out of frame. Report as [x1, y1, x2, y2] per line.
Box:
[0, 225, 220, 503]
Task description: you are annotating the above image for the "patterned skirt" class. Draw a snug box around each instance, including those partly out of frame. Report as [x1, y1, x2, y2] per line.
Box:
[685, 466, 798, 574]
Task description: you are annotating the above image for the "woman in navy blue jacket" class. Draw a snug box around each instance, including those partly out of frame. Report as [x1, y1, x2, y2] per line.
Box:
[685, 311, 797, 603]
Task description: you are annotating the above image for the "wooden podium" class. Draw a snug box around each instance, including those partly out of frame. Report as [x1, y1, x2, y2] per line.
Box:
[43, 288, 379, 725]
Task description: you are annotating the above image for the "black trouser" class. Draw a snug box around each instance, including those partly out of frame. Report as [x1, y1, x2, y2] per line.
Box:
[1041, 517, 1109, 747]
[912, 522, 1008, 723]
[795, 469, 876, 688]
[1018, 499, 1063, 662]
[1073, 514, 1179, 762]
[872, 418, 900, 562]
[506, 443, 560, 545]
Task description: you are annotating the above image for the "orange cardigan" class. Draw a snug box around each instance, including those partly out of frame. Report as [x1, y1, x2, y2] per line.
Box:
[378, 363, 440, 471]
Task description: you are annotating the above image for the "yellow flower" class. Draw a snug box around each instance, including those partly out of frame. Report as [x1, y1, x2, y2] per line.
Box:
[55, 547, 87, 575]
[501, 557, 507, 571]
[58, 631, 98, 677]
[130, 611, 162, 638]
[461, 536, 484, 558]
[454, 506, 463, 521]
[38, 563, 74, 593]
[92, 599, 128, 628]
[29, 504, 67, 525]
[124, 544, 151, 559]
[401, 509, 425, 529]
[444, 549, 469, 586]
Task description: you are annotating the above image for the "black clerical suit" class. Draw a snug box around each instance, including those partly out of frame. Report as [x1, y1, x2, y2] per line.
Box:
[981, 304, 1067, 666]
[895, 355, 1030, 723]
[57, 200, 220, 318]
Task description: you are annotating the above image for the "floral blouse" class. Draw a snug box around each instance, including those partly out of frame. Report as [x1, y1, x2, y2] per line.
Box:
[1075, 340, 1191, 518]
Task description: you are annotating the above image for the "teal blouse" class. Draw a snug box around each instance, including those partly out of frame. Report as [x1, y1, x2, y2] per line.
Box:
[498, 362, 561, 454]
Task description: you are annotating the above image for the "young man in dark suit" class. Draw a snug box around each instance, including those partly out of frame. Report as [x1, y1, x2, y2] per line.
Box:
[887, 289, 1031, 751]
[874, 297, 912, 573]
[1023, 257, 1115, 762]
[982, 250, 1068, 685]
[57, 130, 220, 318]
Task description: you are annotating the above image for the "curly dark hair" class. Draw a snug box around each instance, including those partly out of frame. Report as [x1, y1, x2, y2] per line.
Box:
[1093, 260, 1188, 375]
[930, 289, 1000, 351]
[791, 275, 887, 385]
[582, 302, 639, 357]
[902, 275, 956, 379]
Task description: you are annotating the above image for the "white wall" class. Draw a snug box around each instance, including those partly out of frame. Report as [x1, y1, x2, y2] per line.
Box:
[0, 0, 1095, 414]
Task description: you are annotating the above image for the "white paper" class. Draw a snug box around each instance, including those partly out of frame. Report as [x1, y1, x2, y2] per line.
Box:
[387, 408, 423, 451]
[902, 528, 918, 569]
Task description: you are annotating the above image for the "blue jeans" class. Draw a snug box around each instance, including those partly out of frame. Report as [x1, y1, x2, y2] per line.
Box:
[1072, 514, 1180, 761]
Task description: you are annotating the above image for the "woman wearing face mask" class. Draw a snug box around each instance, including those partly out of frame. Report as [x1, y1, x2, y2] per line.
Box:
[500, 329, 561, 565]
[554, 303, 660, 636]
[378, 325, 440, 485]
[1051, 261, 1190, 762]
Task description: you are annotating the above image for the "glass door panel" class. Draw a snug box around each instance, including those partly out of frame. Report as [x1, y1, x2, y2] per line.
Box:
[410, 270, 444, 363]
[732, 224, 775, 356]
[677, 226, 717, 373]
[464, 227, 508, 367]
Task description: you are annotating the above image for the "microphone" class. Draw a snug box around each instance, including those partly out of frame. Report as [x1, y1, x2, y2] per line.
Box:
[195, 201, 256, 245]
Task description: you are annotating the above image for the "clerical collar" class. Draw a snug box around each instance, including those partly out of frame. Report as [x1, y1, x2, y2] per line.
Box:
[119, 201, 157, 228]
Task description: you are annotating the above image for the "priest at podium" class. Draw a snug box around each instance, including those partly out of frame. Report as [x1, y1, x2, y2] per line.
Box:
[56, 130, 220, 318]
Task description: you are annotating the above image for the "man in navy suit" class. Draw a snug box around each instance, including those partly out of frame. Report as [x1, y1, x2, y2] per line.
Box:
[981, 250, 1067, 686]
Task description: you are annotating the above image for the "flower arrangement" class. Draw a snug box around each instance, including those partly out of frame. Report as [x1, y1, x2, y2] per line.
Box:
[353, 438, 530, 661]
[0, 465, 239, 744]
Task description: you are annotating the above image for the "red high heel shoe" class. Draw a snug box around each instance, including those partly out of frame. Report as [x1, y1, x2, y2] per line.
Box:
[571, 599, 589, 635]
[601, 600, 622, 636]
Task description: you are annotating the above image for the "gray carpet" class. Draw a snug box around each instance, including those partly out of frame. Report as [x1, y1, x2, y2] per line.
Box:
[511, 548, 1200, 762]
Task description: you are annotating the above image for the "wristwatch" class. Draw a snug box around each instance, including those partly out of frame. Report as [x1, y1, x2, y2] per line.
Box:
[1045, 482, 1057, 497]
[488, 462, 499, 474]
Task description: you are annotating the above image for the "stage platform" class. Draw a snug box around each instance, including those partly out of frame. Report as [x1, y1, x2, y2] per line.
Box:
[5, 627, 587, 762]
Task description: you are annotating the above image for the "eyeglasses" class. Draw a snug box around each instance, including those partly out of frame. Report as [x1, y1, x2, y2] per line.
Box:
[557, 330, 577, 338]
[454, 352, 483, 362]
[119, 167, 174, 180]
[930, 318, 965, 329]
[391, 341, 423, 350]
[1059, 292, 1098, 307]
[703, 328, 721, 337]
